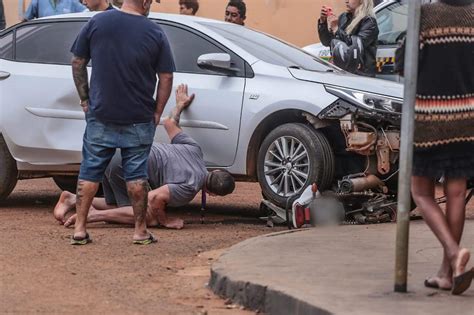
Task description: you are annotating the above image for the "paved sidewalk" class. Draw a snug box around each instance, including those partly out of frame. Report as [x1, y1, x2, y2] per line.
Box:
[210, 220, 474, 315]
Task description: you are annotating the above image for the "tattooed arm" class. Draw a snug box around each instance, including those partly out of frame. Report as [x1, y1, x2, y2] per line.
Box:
[72, 56, 90, 112]
[163, 84, 195, 141]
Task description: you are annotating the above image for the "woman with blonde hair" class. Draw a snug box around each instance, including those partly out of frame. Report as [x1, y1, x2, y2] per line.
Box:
[318, 0, 379, 76]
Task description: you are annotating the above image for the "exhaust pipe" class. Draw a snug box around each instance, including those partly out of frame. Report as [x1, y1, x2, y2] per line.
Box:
[339, 175, 387, 193]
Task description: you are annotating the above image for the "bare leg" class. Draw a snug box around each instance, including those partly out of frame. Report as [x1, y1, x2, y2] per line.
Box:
[428, 179, 468, 288]
[65, 184, 183, 230]
[66, 206, 136, 226]
[411, 176, 470, 278]
[54, 191, 116, 224]
[91, 198, 117, 210]
[64, 204, 183, 229]
[126, 179, 150, 241]
[74, 180, 100, 239]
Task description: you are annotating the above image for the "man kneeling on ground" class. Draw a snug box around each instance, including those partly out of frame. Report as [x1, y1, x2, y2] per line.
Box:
[54, 84, 235, 229]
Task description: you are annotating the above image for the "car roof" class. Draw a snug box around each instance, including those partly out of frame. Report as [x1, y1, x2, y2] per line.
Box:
[26, 11, 258, 64]
[35, 11, 228, 27]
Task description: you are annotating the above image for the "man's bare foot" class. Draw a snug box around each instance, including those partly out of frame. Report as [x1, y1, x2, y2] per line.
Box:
[53, 191, 76, 224]
[64, 214, 77, 227]
[163, 218, 184, 230]
[64, 209, 101, 227]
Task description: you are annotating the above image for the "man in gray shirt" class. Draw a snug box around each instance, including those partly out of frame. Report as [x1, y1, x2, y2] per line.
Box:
[54, 84, 235, 231]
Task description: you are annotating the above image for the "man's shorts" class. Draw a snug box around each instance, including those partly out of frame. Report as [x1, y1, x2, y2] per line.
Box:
[103, 153, 135, 207]
[79, 111, 155, 183]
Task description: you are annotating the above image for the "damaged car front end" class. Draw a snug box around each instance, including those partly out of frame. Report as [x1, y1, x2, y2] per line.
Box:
[262, 83, 406, 227]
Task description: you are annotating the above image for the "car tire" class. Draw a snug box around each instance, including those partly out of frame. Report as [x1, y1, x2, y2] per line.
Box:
[0, 135, 18, 200]
[257, 123, 334, 208]
[53, 175, 105, 197]
[53, 176, 79, 193]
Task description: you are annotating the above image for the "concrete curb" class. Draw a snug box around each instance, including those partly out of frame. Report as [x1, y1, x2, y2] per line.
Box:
[208, 222, 474, 315]
[209, 268, 331, 314]
[209, 229, 331, 315]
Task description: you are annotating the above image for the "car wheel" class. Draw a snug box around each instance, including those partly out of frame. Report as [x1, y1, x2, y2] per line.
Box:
[53, 176, 105, 197]
[257, 123, 334, 208]
[0, 135, 18, 200]
[53, 176, 79, 193]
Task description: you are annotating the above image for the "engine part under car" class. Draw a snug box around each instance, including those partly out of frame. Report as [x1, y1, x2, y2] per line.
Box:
[261, 101, 403, 226]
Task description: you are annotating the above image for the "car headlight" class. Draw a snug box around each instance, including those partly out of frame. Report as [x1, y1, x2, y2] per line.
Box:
[325, 85, 402, 114]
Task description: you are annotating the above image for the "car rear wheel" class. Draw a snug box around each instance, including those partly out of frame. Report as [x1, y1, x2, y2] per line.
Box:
[53, 176, 79, 193]
[0, 135, 18, 200]
[53, 176, 104, 197]
[257, 123, 334, 208]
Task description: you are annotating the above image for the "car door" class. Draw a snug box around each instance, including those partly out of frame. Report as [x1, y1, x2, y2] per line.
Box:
[156, 22, 247, 167]
[375, 1, 408, 82]
[0, 20, 87, 165]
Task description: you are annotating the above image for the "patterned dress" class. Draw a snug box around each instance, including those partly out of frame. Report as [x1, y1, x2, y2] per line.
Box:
[412, 0, 474, 179]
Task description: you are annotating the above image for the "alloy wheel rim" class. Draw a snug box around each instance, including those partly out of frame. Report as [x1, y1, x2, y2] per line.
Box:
[263, 136, 310, 198]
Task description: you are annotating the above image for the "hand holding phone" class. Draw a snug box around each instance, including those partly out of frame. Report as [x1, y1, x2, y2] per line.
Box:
[320, 5, 328, 22]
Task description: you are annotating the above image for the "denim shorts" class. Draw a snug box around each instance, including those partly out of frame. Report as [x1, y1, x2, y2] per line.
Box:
[79, 111, 155, 183]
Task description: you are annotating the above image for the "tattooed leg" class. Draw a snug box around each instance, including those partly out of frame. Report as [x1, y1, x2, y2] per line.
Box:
[126, 179, 150, 240]
[74, 180, 100, 238]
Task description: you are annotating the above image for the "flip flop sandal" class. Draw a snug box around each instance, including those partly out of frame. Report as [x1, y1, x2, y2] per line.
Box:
[424, 278, 451, 291]
[70, 233, 92, 245]
[133, 234, 157, 245]
[452, 268, 474, 295]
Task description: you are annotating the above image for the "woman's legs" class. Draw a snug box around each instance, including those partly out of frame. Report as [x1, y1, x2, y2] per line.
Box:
[411, 176, 470, 281]
[421, 178, 468, 288]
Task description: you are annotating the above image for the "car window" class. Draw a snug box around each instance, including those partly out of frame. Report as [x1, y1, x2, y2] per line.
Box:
[201, 22, 338, 72]
[376, 2, 408, 45]
[158, 23, 245, 76]
[15, 21, 86, 65]
[0, 31, 13, 60]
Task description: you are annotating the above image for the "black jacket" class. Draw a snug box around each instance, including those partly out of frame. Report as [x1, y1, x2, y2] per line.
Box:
[318, 13, 379, 76]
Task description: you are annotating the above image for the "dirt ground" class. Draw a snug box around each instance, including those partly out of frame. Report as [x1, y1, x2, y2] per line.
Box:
[1, 179, 473, 314]
[0, 178, 283, 314]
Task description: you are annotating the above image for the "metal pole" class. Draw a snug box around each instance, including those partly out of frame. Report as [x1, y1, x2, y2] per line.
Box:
[394, 0, 421, 293]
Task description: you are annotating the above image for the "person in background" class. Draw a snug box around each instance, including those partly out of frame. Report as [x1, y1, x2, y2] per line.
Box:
[179, 0, 199, 15]
[82, 0, 113, 11]
[225, 0, 246, 26]
[318, 0, 379, 76]
[112, 0, 123, 8]
[397, 0, 474, 295]
[0, 0, 6, 30]
[23, 0, 86, 21]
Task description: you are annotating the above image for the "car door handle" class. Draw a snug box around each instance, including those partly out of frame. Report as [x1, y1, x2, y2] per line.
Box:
[0, 71, 11, 80]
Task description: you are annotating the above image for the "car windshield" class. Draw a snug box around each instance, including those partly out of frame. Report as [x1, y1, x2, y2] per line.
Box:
[376, 1, 408, 45]
[200, 22, 340, 72]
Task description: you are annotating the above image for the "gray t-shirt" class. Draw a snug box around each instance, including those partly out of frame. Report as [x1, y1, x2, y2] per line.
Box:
[147, 132, 208, 207]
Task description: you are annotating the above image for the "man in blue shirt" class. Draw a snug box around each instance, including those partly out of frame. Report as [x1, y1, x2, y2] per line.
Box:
[70, 0, 175, 245]
[82, 0, 113, 11]
[23, 0, 86, 21]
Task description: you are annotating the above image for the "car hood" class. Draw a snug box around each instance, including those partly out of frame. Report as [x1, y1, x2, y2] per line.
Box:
[288, 68, 403, 99]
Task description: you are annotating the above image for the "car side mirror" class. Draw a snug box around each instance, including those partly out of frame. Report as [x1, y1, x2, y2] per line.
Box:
[197, 53, 239, 75]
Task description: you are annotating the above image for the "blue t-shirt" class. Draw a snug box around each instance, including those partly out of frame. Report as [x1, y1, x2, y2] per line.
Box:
[24, 0, 85, 20]
[71, 10, 175, 124]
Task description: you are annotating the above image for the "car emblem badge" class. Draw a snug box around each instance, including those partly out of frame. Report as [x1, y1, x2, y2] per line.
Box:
[249, 94, 260, 100]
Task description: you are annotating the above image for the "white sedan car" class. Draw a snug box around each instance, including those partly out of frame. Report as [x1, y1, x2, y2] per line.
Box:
[0, 12, 403, 207]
